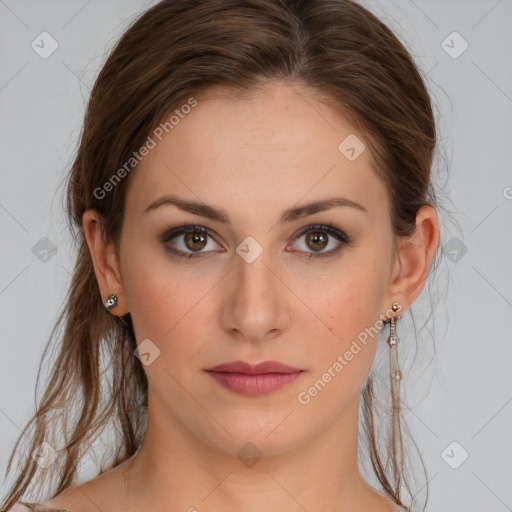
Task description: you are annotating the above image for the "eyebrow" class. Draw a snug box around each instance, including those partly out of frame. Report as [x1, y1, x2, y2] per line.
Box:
[143, 194, 367, 224]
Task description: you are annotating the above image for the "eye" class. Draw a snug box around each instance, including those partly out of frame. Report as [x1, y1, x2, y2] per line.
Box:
[161, 222, 350, 260]
[161, 224, 222, 259]
[287, 223, 350, 260]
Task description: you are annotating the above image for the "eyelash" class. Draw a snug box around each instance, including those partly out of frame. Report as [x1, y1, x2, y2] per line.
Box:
[161, 222, 351, 260]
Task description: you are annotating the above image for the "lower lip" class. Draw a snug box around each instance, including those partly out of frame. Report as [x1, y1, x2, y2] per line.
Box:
[205, 371, 303, 395]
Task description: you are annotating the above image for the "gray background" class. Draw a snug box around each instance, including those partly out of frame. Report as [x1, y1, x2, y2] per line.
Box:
[0, 1, 511, 511]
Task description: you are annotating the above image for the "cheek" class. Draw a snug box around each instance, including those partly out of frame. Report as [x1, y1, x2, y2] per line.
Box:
[296, 292, 383, 415]
[320, 254, 387, 330]
[307, 250, 390, 379]
[120, 244, 190, 340]
[120, 245, 216, 372]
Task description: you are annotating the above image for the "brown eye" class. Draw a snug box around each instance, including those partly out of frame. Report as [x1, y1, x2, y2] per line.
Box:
[289, 224, 350, 260]
[183, 231, 208, 251]
[305, 231, 329, 252]
[161, 225, 220, 259]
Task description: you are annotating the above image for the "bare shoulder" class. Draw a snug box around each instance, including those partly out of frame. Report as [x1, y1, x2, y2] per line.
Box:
[1, 502, 72, 512]
[40, 468, 125, 512]
[38, 483, 95, 512]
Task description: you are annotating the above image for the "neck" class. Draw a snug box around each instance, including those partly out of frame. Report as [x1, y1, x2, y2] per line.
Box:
[117, 391, 390, 512]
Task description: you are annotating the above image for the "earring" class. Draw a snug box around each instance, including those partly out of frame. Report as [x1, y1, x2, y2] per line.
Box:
[387, 301, 404, 479]
[104, 293, 118, 311]
[103, 293, 131, 330]
[387, 302, 402, 387]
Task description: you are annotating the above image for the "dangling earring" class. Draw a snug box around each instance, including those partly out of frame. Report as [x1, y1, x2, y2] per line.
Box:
[387, 301, 404, 484]
[387, 301, 402, 391]
[104, 293, 118, 311]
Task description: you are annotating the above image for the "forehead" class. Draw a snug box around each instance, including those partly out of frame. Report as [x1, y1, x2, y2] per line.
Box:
[124, 82, 388, 224]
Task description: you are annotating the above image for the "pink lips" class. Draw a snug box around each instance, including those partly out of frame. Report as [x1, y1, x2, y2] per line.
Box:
[204, 360, 304, 395]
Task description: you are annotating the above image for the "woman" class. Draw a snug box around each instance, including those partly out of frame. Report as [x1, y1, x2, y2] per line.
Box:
[1, 0, 441, 511]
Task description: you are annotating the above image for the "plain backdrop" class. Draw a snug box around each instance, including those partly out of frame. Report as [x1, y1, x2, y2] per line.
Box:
[0, 1, 511, 511]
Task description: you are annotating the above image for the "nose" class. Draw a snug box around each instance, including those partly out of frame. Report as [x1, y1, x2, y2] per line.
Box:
[220, 248, 290, 344]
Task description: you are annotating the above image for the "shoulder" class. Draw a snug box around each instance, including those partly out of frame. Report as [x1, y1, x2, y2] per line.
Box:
[36, 467, 126, 512]
[0, 503, 70, 512]
[2, 459, 131, 512]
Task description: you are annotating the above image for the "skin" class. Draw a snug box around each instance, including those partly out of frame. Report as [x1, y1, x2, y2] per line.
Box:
[45, 82, 439, 512]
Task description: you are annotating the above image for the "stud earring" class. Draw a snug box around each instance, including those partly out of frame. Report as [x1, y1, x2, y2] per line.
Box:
[104, 293, 118, 311]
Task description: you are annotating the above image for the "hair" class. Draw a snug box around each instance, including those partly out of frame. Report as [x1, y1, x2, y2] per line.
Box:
[2, 1, 439, 510]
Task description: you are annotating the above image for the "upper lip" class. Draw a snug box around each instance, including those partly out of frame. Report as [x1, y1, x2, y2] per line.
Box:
[205, 360, 303, 374]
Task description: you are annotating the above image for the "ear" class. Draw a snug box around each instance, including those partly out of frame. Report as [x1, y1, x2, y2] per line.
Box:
[385, 205, 440, 314]
[83, 209, 129, 316]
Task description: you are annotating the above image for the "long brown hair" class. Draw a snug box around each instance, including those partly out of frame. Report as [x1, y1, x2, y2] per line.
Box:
[2, 1, 438, 510]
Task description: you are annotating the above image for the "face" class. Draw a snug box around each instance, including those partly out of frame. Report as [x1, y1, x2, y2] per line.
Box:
[114, 82, 399, 456]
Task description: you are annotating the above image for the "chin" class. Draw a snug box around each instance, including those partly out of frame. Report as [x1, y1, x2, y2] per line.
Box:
[192, 411, 313, 462]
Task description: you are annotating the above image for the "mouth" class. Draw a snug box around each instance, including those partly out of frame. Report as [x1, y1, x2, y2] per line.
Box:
[204, 360, 305, 396]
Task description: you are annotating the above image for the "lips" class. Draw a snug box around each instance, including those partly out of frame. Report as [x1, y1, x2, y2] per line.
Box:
[205, 360, 302, 374]
[204, 360, 304, 395]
